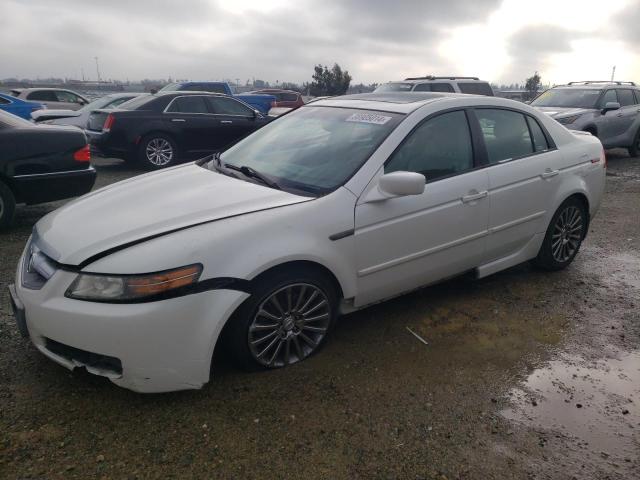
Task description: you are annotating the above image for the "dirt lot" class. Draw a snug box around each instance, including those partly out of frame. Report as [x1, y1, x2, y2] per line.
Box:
[1, 153, 638, 480]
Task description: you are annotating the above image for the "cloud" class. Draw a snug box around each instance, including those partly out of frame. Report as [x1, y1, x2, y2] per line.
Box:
[506, 25, 578, 81]
[614, 1, 640, 49]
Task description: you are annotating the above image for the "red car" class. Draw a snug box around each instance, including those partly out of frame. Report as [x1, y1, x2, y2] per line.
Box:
[249, 89, 305, 109]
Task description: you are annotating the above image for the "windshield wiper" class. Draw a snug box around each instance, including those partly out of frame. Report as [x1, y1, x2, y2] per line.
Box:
[223, 163, 281, 190]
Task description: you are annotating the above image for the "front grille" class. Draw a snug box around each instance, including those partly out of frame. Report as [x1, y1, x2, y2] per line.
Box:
[45, 338, 123, 376]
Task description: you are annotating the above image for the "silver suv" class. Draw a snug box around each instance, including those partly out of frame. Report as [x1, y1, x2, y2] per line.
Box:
[531, 81, 640, 157]
[374, 76, 494, 96]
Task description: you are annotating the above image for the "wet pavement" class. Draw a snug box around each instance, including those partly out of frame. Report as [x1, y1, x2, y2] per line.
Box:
[0, 153, 638, 479]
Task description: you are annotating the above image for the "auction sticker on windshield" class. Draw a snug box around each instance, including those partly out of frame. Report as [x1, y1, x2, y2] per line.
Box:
[345, 112, 392, 125]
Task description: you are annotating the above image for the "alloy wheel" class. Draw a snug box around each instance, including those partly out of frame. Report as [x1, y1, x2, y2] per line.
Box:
[551, 205, 583, 263]
[248, 283, 331, 367]
[145, 138, 173, 166]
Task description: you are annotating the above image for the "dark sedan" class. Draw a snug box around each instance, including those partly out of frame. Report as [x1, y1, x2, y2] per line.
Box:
[86, 92, 271, 169]
[0, 110, 96, 228]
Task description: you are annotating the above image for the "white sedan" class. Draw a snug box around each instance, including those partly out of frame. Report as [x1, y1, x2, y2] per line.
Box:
[9, 93, 606, 393]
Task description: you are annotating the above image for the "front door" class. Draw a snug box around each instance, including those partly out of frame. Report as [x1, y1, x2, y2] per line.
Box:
[207, 96, 261, 150]
[164, 95, 217, 156]
[354, 110, 490, 307]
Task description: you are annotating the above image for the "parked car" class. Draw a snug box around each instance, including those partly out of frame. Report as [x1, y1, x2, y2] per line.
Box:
[375, 76, 494, 96]
[0, 110, 95, 228]
[531, 81, 640, 157]
[86, 91, 270, 168]
[11, 88, 90, 111]
[9, 92, 605, 393]
[159, 82, 276, 114]
[0, 92, 45, 120]
[249, 89, 305, 109]
[32, 93, 144, 127]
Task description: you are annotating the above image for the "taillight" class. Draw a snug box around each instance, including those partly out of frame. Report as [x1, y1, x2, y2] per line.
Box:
[103, 113, 115, 132]
[73, 144, 91, 162]
[270, 100, 276, 108]
[602, 147, 607, 169]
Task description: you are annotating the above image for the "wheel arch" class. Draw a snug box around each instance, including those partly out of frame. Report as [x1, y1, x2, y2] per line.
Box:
[583, 124, 598, 137]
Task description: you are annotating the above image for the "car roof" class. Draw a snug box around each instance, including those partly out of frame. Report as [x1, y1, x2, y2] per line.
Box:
[306, 92, 462, 113]
[553, 81, 638, 90]
[392, 77, 488, 84]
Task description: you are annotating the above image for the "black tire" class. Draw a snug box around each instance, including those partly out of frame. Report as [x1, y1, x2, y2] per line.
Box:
[137, 133, 178, 169]
[533, 197, 587, 271]
[224, 267, 339, 371]
[0, 181, 16, 230]
[628, 128, 640, 158]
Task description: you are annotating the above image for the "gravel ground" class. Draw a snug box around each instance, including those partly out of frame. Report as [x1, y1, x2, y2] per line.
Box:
[1, 153, 638, 479]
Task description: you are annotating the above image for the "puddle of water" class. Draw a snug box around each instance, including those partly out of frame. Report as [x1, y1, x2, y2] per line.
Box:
[502, 350, 640, 461]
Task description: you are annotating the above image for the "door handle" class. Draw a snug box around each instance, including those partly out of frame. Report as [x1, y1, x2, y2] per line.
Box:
[461, 190, 488, 203]
[540, 169, 559, 179]
[616, 113, 623, 117]
[171, 118, 186, 122]
[221, 120, 233, 124]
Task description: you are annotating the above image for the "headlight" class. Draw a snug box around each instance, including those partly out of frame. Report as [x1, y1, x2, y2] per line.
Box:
[556, 115, 581, 125]
[65, 264, 202, 302]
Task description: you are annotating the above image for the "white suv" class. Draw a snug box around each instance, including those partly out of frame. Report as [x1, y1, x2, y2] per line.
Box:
[375, 76, 494, 96]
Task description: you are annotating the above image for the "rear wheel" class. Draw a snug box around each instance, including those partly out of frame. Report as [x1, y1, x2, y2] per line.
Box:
[138, 134, 177, 169]
[628, 128, 640, 158]
[533, 197, 587, 270]
[224, 268, 338, 370]
[0, 181, 16, 230]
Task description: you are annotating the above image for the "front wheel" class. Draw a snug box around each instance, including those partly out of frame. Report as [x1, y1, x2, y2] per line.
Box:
[533, 198, 587, 270]
[138, 134, 177, 169]
[225, 268, 338, 370]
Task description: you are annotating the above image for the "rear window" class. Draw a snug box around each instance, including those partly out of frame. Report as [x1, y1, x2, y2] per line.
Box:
[458, 82, 494, 96]
[118, 95, 158, 111]
[197, 84, 228, 94]
[281, 93, 299, 102]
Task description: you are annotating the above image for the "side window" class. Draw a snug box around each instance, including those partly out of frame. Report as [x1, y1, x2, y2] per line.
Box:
[413, 83, 431, 92]
[166, 96, 210, 113]
[476, 109, 534, 163]
[600, 89, 617, 106]
[55, 91, 80, 103]
[634, 90, 640, 105]
[526, 116, 549, 152]
[26, 90, 58, 102]
[385, 110, 473, 181]
[458, 82, 494, 96]
[208, 97, 254, 116]
[430, 83, 455, 93]
[616, 89, 635, 107]
[0, 96, 10, 105]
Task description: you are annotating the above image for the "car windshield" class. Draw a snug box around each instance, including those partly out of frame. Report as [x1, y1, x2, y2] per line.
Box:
[531, 88, 602, 108]
[374, 83, 414, 92]
[207, 106, 404, 195]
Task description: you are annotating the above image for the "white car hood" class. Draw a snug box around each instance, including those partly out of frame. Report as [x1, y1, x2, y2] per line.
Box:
[35, 163, 311, 266]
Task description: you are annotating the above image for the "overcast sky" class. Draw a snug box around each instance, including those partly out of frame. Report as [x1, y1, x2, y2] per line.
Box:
[2, 0, 639, 86]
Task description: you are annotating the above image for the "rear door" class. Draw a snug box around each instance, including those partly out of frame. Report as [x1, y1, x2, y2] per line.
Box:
[207, 96, 261, 149]
[474, 108, 557, 263]
[164, 95, 219, 155]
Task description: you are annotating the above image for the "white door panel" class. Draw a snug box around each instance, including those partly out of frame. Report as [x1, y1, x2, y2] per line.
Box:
[485, 151, 557, 261]
[354, 169, 490, 306]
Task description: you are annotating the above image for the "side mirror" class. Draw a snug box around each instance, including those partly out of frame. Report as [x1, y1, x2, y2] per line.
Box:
[364, 171, 425, 203]
[602, 101, 620, 114]
[252, 109, 261, 118]
[524, 100, 531, 105]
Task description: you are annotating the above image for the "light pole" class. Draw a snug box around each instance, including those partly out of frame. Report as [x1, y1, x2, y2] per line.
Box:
[94, 56, 102, 83]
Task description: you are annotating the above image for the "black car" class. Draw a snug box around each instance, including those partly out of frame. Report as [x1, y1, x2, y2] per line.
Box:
[0, 110, 96, 228]
[86, 92, 271, 169]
